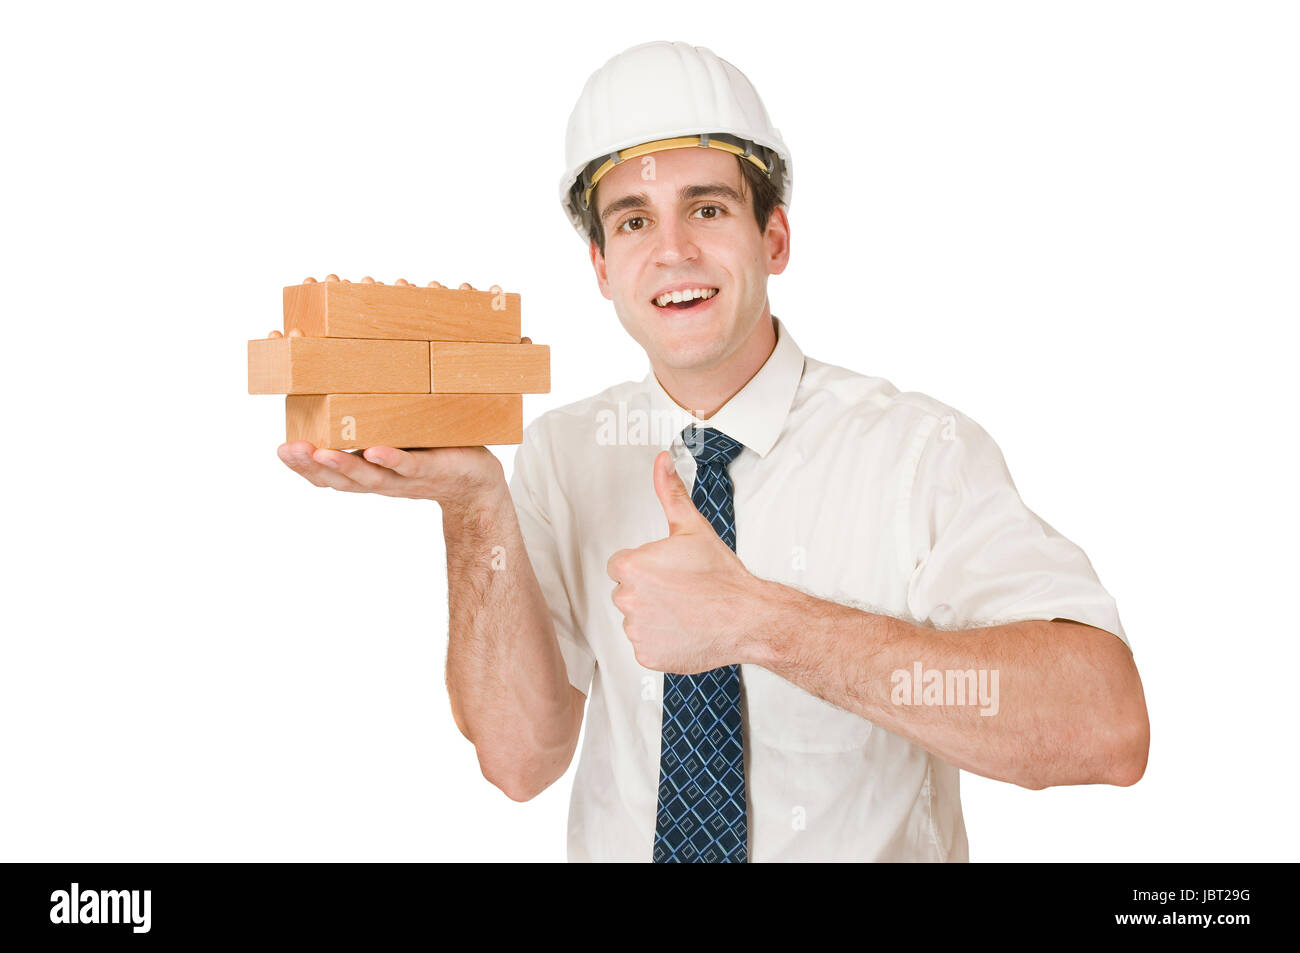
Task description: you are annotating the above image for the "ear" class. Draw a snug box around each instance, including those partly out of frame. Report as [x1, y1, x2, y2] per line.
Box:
[765, 204, 791, 276]
[653, 451, 708, 536]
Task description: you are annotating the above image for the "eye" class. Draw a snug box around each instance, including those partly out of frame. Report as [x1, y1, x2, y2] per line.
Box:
[693, 204, 726, 220]
[618, 215, 649, 233]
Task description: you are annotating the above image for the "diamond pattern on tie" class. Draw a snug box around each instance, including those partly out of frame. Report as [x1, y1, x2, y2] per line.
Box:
[653, 425, 748, 863]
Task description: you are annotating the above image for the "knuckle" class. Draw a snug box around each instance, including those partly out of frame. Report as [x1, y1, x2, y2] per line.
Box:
[343, 465, 395, 494]
[387, 457, 417, 479]
[341, 464, 379, 489]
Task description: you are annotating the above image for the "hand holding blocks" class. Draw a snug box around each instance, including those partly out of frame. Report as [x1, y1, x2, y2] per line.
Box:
[249, 275, 549, 449]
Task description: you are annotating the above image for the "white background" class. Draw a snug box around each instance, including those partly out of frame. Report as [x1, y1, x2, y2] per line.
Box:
[1, 0, 1296, 861]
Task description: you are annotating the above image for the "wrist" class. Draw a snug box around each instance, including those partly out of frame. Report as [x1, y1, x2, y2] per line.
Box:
[736, 575, 806, 671]
[440, 477, 511, 536]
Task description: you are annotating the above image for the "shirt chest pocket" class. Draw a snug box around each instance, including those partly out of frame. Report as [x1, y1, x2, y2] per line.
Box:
[742, 665, 874, 753]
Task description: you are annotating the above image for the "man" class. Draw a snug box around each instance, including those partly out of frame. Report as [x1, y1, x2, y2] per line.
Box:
[278, 41, 1148, 862]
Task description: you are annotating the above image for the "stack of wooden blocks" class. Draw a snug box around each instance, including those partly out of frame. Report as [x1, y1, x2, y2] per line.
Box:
[248, 275, 548, 449]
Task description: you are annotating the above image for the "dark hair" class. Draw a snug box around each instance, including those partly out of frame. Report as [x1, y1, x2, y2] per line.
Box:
[580, 149, 785, 256]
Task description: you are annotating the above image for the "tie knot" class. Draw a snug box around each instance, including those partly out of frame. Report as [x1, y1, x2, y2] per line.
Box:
[682, 425, 744, 468]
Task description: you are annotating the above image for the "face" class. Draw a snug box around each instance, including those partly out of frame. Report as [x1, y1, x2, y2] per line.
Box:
[589, 146, 789, 375]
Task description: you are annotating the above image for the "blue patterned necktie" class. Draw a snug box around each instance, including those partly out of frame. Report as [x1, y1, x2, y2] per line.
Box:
[653, 425, 748, 863]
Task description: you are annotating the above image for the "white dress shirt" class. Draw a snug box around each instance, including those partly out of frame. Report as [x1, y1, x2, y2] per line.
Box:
[508, 317, 1129, 862]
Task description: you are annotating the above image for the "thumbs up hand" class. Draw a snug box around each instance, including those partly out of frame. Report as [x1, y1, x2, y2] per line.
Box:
[606, 451, 766, 674]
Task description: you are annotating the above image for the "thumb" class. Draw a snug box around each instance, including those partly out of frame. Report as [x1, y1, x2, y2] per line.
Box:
[653, 451, 706, 536]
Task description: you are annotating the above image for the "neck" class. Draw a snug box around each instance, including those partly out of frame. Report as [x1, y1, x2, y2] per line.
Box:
[652, 308, 778, 418]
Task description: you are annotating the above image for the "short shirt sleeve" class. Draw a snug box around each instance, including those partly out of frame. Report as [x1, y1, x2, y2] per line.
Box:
[904, 408, 1130, 650]
[508, 421, 597, 694]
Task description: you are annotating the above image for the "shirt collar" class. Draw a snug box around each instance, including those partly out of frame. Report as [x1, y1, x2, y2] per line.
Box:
[643, 316, 805, 458]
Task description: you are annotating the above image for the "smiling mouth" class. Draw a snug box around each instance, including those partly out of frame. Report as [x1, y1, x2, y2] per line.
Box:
[651, 288, 720, 311]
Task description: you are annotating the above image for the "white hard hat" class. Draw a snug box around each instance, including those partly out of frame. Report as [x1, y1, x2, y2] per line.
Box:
[559, 40, 793, 243]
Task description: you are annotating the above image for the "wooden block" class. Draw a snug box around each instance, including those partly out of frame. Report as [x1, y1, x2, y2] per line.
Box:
[285, 394, 522, 449]
[248, 337, 429, 394]
[284, 281, 521, 342]
[429, 342, 550, 394]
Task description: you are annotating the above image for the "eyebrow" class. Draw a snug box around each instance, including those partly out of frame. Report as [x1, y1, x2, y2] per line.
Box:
[599, 183, 746, 223]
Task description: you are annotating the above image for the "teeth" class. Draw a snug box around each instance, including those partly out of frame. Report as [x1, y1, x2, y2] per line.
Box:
[654, 287, 718, 307]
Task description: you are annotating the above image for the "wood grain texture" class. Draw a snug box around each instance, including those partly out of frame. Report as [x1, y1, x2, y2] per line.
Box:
[429, 342, 550, 394]
[248, 337, 429, 394]
[285, 394, 522, 449]
[283, 282, 521, 342]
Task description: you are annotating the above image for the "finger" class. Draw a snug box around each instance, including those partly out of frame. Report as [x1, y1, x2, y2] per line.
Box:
[606, 548, 632, 583]
[362, 445, 424, 478]
[312, 448, 396, 491]
[652, 450, 706, 536]
[278, 442, 366, 491]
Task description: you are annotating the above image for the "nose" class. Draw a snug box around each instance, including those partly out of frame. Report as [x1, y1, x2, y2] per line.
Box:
[651, 214, 699, 266]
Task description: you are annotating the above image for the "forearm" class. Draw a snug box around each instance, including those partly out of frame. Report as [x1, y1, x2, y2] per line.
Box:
[744, 580, 1148, 789]
[442, 486, 579, 799]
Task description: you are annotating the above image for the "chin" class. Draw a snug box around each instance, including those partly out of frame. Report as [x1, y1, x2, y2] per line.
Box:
[620, 298, 737, 368]
[653, 328, 732, 371]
